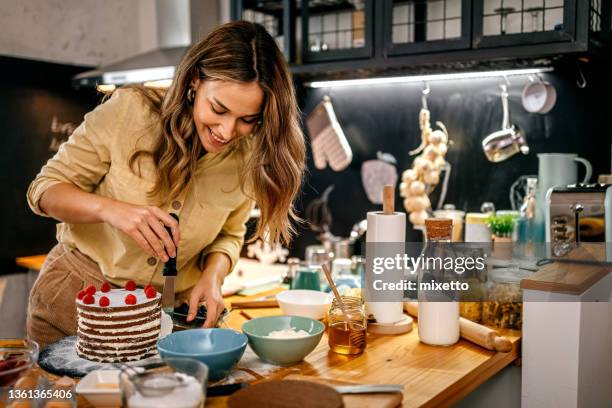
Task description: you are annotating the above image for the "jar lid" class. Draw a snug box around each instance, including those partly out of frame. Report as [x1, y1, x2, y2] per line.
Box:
[424, 218, 453, 239]
[465, 213, 489, 224]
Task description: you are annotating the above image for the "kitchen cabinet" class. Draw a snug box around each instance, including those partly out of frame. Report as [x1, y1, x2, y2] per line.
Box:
[300, 0, 374, 63]
[383, 0, 472, 55]
[472, 0, 598, 51]
[232, 0, 611, 78]
[231, 0, 296, 62]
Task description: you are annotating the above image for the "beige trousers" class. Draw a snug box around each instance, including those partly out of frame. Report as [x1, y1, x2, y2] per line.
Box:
[26, 244, 106, 349]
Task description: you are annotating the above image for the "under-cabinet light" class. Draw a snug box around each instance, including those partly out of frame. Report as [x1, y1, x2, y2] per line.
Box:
[102, 66, 176, 86]
[143, 79, 173, 89]
[96, 84, 116, 93]
[306, 67, 554, 88]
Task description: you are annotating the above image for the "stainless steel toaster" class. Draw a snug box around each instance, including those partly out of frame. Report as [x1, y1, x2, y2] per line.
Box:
[546, 184, 612, 258]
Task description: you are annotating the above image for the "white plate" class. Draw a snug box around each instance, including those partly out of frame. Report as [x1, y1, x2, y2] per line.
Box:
[76, 369, 121, 407]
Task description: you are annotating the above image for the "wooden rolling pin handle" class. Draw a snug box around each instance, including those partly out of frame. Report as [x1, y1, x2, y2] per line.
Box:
[383, 185, 395, 215]
[230, 299, 279, 309]
[492, 335, 512, 353]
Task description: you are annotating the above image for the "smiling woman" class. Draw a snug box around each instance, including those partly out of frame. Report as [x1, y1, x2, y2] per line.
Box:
[25, 21, 306, 349]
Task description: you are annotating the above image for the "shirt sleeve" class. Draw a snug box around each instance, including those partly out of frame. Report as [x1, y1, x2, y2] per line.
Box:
[27, 90, 132, 216]
[200, 197, 255, 272]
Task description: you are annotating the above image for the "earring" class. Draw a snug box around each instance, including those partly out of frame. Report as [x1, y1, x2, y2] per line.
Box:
[187, 87, 195, 103]
[256, 120, 262, 125]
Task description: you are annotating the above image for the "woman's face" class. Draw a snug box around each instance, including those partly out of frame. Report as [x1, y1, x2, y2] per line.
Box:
[191, 79, 264, 154]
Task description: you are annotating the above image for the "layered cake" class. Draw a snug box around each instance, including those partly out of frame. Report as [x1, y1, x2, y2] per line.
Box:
[75, 281, 161, 362]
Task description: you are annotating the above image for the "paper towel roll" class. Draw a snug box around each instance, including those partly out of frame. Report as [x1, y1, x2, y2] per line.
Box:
[366, 211, 406, 324]
[366, 211, 406, 243]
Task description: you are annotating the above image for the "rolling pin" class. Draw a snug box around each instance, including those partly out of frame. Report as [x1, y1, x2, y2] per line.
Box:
[230, 298, 279, 309]
[404, 301, 512, 353]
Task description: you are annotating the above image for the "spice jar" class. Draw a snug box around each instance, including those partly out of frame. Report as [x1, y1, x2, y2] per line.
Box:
[483, 268, 529, 330]
[327, 296, 367, 355]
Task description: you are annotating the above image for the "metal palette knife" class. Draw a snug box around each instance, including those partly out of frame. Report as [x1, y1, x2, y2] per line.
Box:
[161, 213, 179, 316]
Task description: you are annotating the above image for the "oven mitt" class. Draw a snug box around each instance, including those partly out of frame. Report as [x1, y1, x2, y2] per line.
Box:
[306, 96, 353, 171]
[361, 152, 398, 204]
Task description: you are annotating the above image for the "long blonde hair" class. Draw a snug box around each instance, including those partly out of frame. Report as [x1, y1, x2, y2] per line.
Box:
[125, 21, 305, 244]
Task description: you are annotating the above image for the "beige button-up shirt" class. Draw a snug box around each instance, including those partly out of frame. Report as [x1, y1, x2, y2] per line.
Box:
[27, 89, 254, 293]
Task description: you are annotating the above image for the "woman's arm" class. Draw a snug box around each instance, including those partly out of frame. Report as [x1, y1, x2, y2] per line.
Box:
[186, 198, 254, 326]
[39, 183, 179, 261]
[29, 90, 179, 261]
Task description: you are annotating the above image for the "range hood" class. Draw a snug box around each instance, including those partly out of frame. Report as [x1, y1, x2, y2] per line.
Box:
[73, 0, 218, 89]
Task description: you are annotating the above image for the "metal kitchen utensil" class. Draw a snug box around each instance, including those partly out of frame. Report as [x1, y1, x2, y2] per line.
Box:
[121, 366, 187, 397]
[482, 85, 529, 163]
[161, 213, 179, 316]
[333, 384, 403, 394]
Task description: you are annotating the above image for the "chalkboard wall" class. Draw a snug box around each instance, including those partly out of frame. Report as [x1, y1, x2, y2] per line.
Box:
[0, 57, 97, 266]
[291, 60, 612, 257]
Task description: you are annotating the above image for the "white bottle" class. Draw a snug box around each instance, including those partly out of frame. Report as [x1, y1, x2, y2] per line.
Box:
[418, 301, 460, 346]
[417, 218, 460, 346]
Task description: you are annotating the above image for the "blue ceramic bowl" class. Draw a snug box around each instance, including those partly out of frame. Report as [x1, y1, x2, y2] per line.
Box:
[157, 329, 247, 380]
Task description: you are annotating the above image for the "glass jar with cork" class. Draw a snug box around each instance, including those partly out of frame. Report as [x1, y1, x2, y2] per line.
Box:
[417, 218, 460, 346]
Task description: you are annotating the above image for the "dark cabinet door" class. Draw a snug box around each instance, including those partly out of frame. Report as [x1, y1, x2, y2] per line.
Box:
[301, 0, 374, 63]
[472, 0, 578, 48]
[231, 0, 296, 62]
[383, 0, 471, 56]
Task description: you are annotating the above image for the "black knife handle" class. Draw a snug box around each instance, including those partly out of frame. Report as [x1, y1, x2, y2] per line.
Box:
[206, 382, 249, 397]
[163, 213, 179, 277]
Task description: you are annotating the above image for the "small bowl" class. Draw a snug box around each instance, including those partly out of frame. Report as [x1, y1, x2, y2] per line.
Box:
[76, 369, 120, 407]
[276, 290, 332, 320]
[242, 316, 324, 366]
[0, 339, 39, 388]
[157, 329, 247, 381]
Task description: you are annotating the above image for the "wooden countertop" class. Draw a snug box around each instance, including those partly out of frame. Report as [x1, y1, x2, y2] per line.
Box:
[31, 288, 520, 408]
[203, 295, 520, 408]
[520, 244, 611, 295]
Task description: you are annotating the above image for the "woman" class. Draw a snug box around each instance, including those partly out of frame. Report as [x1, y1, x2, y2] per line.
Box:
[26, 21, 305, 348]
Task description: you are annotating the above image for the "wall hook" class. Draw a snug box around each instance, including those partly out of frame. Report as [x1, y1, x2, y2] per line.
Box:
[421, 81, 430, 110]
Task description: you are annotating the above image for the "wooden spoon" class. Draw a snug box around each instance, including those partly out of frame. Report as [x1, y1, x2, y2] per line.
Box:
[321, 264, 366, 349]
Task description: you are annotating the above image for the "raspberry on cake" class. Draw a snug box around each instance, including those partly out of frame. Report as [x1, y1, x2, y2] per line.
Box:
[75, 286, 162, 363]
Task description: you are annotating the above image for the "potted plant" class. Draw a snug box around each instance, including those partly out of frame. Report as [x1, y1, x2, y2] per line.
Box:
[486, 214, 516, 242]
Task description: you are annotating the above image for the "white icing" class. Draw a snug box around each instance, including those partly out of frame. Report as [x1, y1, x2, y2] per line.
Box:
[77, 329, 160, 341]
[160, 311, 173, 338]
[77, 347, 155, 362]
[77, 336, 158, 348]
[78, 302, 159, 317]
[76, 288, 160, 308]
[79, 318, 161, 334]
[77, 344, 157, 357]
[78, 313, 159, 326]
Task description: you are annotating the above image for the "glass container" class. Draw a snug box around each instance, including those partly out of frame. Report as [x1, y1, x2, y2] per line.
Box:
[327, 296, 367, 355]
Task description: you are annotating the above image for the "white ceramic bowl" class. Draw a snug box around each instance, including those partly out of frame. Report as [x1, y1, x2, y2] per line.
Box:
[276, 290, 332, 320]
[75, 369, 120, 407]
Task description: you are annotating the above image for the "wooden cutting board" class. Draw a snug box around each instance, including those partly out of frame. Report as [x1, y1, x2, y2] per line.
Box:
[283, 374, 403, 408]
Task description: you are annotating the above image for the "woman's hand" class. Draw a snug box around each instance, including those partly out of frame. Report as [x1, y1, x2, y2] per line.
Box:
[187, 253, 231, 327]
[100, 199, 180, 262]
